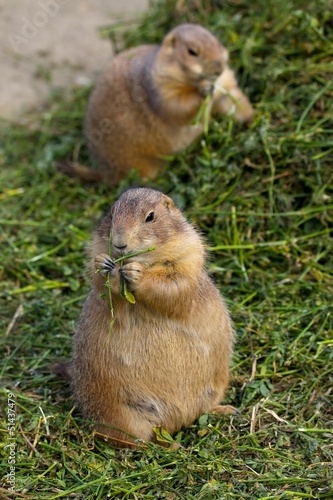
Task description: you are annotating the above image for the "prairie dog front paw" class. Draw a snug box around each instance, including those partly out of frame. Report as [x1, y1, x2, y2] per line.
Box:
[120, 262, 144, 289]
[95, 253, 116, 275]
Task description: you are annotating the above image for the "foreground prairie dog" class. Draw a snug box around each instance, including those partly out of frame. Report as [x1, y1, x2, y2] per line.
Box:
[59, 23, 254, 186]
[70, 188, 236, 447]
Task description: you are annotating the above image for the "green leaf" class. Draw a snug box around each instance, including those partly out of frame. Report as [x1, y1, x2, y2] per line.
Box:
[153, 426, 175, 444]
[120, 275, 136, 304]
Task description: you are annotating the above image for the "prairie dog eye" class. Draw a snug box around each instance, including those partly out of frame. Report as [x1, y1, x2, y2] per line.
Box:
[145, 212, 155, 223]
[187, 47, 199, 57]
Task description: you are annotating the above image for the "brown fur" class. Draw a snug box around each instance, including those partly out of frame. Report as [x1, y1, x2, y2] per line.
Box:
[58, 23, 254, 186]
[68, 188, 236, 447]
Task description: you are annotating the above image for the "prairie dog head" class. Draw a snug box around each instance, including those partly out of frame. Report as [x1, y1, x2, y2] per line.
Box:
[155, 23, 229, 96]
[97, 188, 204, 265]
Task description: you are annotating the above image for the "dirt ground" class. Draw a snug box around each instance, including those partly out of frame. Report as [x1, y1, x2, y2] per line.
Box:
[0, 0, 148, 121]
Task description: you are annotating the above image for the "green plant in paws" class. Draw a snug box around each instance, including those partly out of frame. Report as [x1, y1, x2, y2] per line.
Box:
[193, 93, 212, 136]
[99, 230, 155, 310]
[119, 265, 136, 304]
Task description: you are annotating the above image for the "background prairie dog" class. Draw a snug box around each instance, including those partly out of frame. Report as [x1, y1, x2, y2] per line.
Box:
[71, 187, 236, 447]
[59, 23, 254, 186]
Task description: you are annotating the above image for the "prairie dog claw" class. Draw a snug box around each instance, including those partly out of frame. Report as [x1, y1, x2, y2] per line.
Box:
[95, 253, 116, 275]
[210, 404, 239, 415]
[120, 262, 144, 287]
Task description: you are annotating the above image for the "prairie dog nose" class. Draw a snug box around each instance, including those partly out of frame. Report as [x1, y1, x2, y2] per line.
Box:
[114, 243, 128, 251]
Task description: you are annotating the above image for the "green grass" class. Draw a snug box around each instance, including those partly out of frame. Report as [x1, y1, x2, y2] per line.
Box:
[1, 0, 332, 498]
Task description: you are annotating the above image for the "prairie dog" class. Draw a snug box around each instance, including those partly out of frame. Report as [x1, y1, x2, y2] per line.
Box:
[58, 23, 254, 186]
[71, 188, 236, 447]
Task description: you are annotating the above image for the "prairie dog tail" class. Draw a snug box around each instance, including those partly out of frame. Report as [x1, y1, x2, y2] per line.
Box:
[56, 161, 103, 183]
[51, 361, 73, 382]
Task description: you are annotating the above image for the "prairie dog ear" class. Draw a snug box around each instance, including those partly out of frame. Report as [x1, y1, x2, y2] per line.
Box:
[163, 31, 176, 49]
[162, 194, 176, 211]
